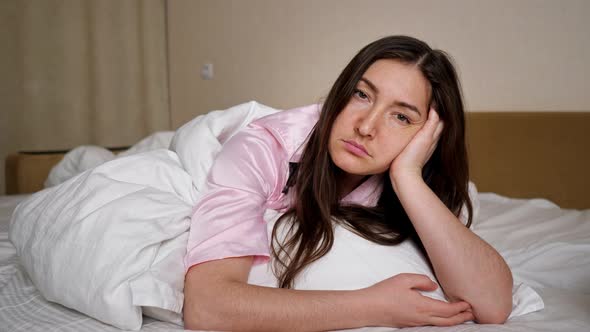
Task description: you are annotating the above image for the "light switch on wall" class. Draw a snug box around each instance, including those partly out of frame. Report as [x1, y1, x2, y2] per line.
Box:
[201, 63, 214, 80]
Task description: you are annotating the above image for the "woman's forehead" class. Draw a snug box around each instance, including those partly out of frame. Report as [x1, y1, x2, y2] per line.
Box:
[360, 59, 431, 116]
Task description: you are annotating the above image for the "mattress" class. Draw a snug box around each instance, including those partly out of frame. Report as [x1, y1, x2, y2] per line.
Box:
[1, 193, 589, 331]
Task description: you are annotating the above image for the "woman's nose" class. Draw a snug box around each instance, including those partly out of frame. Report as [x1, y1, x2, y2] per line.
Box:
[356, 107, 379, 137]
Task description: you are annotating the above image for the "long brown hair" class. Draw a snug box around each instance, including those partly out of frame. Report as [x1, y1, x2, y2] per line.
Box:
[271, 35, 472, 289]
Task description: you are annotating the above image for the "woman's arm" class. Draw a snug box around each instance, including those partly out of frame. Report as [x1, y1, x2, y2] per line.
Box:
[390, 110, 513, 324]
[392, 174, 513, 323]
[183, 257, 474, 331]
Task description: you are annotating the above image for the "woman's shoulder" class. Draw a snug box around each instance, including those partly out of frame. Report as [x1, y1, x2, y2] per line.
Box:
[250, 104, 321, 161]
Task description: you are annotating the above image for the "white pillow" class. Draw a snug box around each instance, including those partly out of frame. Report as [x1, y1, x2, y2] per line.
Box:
[44, 131, 176, 188]
[44, 145, 115, 188]
[10, 150, 195, 330]
[248, 209, 544, 324]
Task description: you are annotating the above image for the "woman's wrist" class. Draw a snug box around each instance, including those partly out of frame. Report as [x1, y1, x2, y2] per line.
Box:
[389, 169, 424, 193]
[353, 287, 385, 327]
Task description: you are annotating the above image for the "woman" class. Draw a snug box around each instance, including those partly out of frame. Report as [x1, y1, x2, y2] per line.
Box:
[183, 35, 513, 331]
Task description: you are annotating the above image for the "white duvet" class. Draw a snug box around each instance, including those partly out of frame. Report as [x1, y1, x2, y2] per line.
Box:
[9, 101, 545, 330]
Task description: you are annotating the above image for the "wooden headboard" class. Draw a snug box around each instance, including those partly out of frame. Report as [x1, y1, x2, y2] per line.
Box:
[5, 112, 590, 209]
[5, 147, 128, 195]
[466, 112, 589, 209]
[5, 152, 65, 195]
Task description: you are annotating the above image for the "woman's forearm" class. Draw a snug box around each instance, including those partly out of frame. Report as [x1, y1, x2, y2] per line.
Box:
[183, 257, 372, 332]
[184, 256, 475, 331]
[391, 174, 513, 324]
[186, 282, 369, 331]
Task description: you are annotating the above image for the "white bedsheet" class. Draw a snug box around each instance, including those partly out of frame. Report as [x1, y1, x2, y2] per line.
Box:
[2, 193, 589, 331]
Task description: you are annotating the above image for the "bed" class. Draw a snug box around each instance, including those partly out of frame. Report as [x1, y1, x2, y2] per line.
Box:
[1, 104, 589, 331]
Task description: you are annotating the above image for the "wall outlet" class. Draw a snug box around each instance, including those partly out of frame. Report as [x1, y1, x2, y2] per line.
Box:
[201, 63, 214, 80]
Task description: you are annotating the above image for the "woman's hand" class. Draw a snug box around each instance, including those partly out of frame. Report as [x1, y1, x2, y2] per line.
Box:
[389, 108, 444, 182]
[361, 273, 474, 328]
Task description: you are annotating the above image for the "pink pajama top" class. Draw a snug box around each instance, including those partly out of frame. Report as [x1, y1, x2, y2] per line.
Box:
[184, 104, 384, 272]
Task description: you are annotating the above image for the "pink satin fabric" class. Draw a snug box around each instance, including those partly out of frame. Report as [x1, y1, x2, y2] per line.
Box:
[184, 104, 383, 272]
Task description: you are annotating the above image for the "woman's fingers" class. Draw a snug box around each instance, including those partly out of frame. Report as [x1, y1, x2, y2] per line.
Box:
[399, 274, 473, 320]
[398, 273, 438, 292]
[420, 296, 471, 318]
[389, 108, 443, 176]
[426, 108, 440, 128]
[427, 109, 444, 140]
[429, 310, 475, 327]
[368, 274, 474, 328]
[424, 110, 443, 160]
[419, 109, 443, 151]
[417, 296, 473, 326]
[433, 120, 444, 140]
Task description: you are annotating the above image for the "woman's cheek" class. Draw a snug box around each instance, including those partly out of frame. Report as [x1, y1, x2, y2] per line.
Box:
[381, 144, 404, 165]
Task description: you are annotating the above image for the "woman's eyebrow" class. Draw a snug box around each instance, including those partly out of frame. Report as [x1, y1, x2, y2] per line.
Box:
[359, 77, 378, 93]
[396, 101, 421, 116]
[359, 77, 422, 116]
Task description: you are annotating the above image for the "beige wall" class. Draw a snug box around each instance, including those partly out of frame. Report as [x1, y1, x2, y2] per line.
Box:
[0, 1, 21, 196]
[3, 0, 589, 195]
[167, 0, 590, 128]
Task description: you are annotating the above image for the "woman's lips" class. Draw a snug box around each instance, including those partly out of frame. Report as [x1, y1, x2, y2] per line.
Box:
[343, 140, 369, 157]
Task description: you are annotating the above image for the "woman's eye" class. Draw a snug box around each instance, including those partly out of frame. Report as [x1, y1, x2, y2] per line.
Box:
[396, 114, 410, 124]
[354, 89, 368, 100]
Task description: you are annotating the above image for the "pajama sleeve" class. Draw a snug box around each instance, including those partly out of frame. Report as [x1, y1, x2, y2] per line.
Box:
[184, 123, 288, 272]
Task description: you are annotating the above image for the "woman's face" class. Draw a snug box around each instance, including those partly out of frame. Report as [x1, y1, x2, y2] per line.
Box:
[328, 59, 431, 183]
